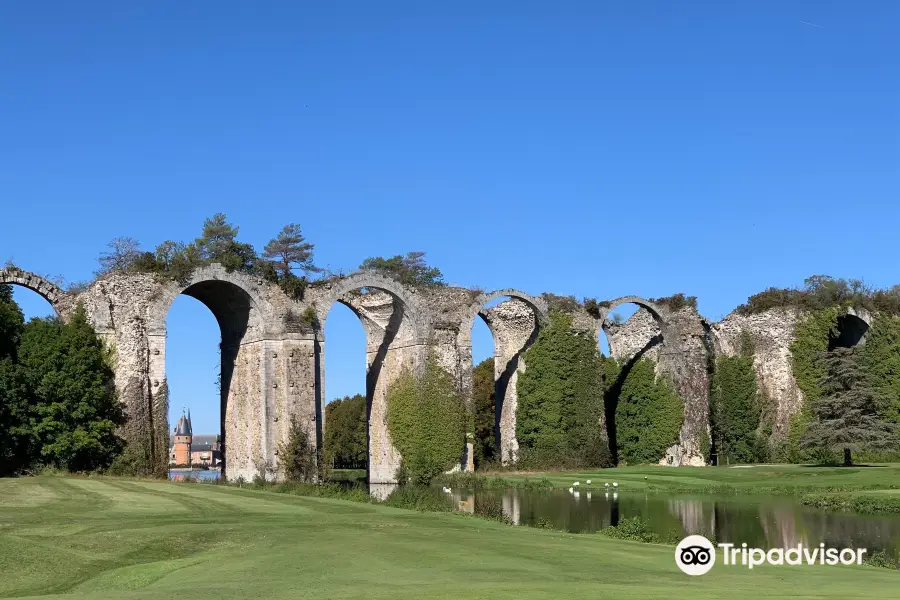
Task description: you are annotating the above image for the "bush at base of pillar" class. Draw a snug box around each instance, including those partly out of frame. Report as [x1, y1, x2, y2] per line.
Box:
[386, 354, 466, 485]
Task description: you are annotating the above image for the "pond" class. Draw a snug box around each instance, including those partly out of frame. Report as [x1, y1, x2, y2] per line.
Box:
[168, 469, 221, 481]
[448, 487, 900, 556]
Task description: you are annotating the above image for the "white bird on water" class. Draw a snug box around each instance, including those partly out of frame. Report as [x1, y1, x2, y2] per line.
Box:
[586, 480, 591, 485]
[604, 482, 609, 488]
[613, 482, 618, 488]
[568, 487, 574, 493]
[442, 487, 452, 493]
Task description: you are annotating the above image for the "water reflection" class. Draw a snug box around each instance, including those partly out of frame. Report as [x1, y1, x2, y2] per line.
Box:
[448, 487, 900, 555]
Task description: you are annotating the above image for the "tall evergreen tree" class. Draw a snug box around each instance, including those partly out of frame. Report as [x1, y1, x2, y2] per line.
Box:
[711, 335, 764, 464]
[262, 224, 320, 277]
[801, 347, 899, 466]
[516, 312, 609, 468]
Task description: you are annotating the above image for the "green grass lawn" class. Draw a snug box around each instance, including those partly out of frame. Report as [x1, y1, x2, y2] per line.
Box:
[494, 463, 900, 493]
[0, 476, 897, 599]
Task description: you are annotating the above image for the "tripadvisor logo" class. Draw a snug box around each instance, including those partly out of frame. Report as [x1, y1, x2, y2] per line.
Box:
[675, 535, 867, 575]
[675, 535, 716, 576]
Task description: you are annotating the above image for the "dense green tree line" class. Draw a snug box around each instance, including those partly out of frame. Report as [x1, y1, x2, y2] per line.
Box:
[0, 286, 123, 475]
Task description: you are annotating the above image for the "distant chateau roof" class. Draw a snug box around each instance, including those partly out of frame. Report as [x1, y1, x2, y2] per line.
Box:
[173, 410, 192, 436]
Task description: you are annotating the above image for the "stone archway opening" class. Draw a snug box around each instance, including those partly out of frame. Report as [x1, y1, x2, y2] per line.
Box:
[829, 313, 869, 350]
[464, 291, 547, 467]
[163, 279, 259, 481]
[316, 282, 421, 485]
[321, 298, 368, 482]
[598, 299, 668, 466]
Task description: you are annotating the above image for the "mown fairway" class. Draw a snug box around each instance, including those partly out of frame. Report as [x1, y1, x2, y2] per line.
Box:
[500, 463, 900, 492]
[0, 476, 896, 599]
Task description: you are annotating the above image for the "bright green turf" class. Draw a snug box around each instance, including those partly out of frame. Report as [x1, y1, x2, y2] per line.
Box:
[0, 476, 897, 599]
[498, 463, 900, 492]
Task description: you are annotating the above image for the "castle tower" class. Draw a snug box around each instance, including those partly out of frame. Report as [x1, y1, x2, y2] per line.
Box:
[173, 410, 193, 466]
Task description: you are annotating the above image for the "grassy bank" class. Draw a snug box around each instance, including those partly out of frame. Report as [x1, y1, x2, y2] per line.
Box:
[0, 476, 897, 599]
[463, 463, 900, 495]
[801, 489, 900, 514]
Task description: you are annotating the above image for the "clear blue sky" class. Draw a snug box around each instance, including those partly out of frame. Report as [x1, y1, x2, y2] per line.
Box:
[2, 2, 898, 434]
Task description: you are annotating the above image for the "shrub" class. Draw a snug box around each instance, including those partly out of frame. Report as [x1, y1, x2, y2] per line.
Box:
[383, 485, 454, 512]
[278, 415, 318, 483]
[599, 517, 660, 543]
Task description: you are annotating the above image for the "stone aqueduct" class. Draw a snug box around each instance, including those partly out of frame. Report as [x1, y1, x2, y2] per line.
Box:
[0, 265, 712, 481]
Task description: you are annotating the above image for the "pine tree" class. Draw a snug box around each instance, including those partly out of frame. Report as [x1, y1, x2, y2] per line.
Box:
[801, 347, 899, 466]
[262, 224, 319, 277]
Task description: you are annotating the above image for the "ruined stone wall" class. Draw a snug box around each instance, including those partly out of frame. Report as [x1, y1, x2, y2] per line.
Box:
[480, 299, 540, 464]
[603, 305, 709, 466]
[710, 308, 804, 441]
[6, 263, 825, 477]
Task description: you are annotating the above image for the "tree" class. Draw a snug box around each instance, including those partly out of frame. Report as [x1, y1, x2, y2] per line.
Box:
[0, 284, 31, 475]
[386, 354, 466, 484]
[194, 213, 256, 272]
[472, 358, 496, 466]
[359, 252, 444, 287]
[614, 358, 683, 465]
[16, 306, 124, 471]
[801, 347, 899, 466]
[278, 415, 318, 482]
[0, 284, 24, 360]
[515, 312, 609, 468]
[711, 355, 763, 464]
[262, 224, 320, 277]
[324, 394, 367, 469]
[97, 237, 142, 275]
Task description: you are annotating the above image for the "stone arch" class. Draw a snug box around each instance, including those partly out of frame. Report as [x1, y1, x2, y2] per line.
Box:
[144, 264, 277, 481]
[310, 273, 427, 484]
[0, 267, 67, 315]
[596, 296, 699, 467]
[312, 273, 426, 341]
[459, 289, 548, 465]
[460, 289, 549, 338]
[596, 296, 670, 357]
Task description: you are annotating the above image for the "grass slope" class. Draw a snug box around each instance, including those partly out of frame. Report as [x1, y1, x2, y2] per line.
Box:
[0, 476, 896, 599]
[496, 463, 900, 494]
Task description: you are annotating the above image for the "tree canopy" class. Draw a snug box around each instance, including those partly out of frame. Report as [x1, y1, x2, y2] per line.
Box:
[801, 347, 899, 465]
[359, 252, 444, 287]
[0, 292, 123, 475]
[324, 394, 367, 470]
